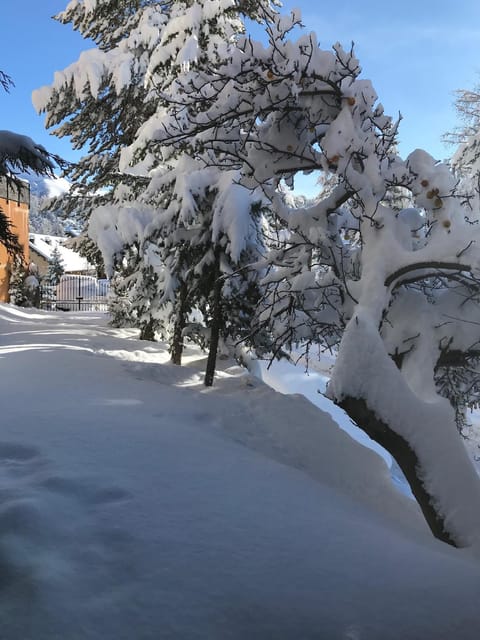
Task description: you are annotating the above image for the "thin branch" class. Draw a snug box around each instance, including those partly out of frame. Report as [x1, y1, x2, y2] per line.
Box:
[385, 261, 472, 289]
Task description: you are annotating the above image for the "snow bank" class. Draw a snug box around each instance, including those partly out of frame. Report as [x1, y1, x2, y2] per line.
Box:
[1, 305, 480, 639]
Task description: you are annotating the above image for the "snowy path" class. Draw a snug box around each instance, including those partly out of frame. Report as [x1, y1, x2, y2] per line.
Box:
[1, 306, 480, 639]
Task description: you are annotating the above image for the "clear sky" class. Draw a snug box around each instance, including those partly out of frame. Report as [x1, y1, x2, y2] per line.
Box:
[1, 1, 479, 190]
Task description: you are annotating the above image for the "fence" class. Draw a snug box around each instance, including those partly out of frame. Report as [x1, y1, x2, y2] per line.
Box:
[40, 275, 110, 312]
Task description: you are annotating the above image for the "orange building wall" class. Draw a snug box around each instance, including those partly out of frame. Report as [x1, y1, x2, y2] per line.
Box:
[0, 196, 30, 303]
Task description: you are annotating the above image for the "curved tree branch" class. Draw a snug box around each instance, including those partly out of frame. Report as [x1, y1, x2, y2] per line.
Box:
[385, 261, 473, 289]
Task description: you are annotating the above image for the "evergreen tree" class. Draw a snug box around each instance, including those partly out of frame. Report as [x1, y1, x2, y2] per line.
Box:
[34, 0, 480, 546]
[8, 259, 40, 307]
[1, 68, 61, 254]
[0, 204, 21, 256]
[140, 162, 266, 376]
[144, 5, 480, 546]
[120, 0, 274, 382]
[37, 0, 275, 384]
[33, 1, 172, 340]
[33, 1, 165, 223]
[8, 256, 29, 306]
[46, 246, 65, 285]
[66, 234, 106, 279]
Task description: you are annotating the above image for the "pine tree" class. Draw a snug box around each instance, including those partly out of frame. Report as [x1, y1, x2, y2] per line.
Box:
[33, 0, 174, 341]
[46, 246, 65, 286]
[121, 0, 274, 383]
[38, 0, 275, 383]
[1, 68, 61, 254]
[32, 1, 165, 223]
[8, 256, 29, 306]
[8, 259, 40, 307]
[138, 163, 265, 378]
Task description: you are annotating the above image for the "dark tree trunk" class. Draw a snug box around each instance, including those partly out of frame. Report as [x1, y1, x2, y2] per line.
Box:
[139, 317, 156, 342]
[205, 249, 222, 388]
[171, 282, 188, 366]
[338, 395, 459, 547]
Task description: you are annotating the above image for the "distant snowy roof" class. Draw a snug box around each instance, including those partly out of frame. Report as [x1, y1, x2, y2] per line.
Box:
[29, 234, 93, 273]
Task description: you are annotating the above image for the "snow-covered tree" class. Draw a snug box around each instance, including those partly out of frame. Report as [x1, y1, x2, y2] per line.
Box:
[443, 80, 480, 224]
[444, 81, 480, 150]
[46, 246, 65, 286]
[439, 82, 480, 432]
[37, 1, 480, 543]
[8, 259, 40, 307]
[24, 262, 41, 307]
[123, 0, 274, 382]
[144, 6, 480, 546]
[1, 69, 60, 254]
[8, 255, 29, 306]
[33, 1, 179, 342]
[65, 233, 106, 279]
[36, 0, 274, 384]
[0, 200, 21, 256]
[140, 163, 265, 380]
[32, 1, 167, 224]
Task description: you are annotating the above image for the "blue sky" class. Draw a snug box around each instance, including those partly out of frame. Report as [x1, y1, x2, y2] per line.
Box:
[1, 1, 479, 191]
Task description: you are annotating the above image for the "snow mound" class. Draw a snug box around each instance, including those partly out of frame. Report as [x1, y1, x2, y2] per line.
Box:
[0, 304, 480, 639]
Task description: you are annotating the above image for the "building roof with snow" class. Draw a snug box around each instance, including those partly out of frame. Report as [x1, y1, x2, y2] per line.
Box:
[29, 234, 94, 274]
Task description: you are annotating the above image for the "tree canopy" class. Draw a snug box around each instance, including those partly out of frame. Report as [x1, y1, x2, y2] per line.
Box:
[1, 69, 62, 255]
[35, 1, 480, 547]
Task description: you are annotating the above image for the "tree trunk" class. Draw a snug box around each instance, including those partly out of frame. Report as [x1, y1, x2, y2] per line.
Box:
[204, 249, 222, 387]
[330, 314, 480, 548]
[338, 395, 458, 547]
[171, 283, 188, 366]
[139, 317, 156, 341]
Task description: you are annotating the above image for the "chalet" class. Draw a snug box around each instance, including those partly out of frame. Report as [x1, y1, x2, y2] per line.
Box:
[0, 176, 30, 302]
[29, 234, 94, 277]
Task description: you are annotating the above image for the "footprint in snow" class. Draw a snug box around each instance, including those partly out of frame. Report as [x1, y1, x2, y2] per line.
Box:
[41, 475, 131, 506]
[0, 442, 39, 461]
[0, 440, 135, 621]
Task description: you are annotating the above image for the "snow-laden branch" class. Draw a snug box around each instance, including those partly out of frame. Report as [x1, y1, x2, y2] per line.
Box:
[385, 261, 473, 289]
[0, 130, 61, 176]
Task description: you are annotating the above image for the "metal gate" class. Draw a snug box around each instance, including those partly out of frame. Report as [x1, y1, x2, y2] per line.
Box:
[40, 275, 110, 312]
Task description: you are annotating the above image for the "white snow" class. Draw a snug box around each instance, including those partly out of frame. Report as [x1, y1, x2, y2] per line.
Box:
[29, 233, 93, 274]
[329, 312, 480, 547]
[252, 354, 394, 470]
[30, 0, 480, 561]
[36, 174, 70, 199]
[0, 130, 54, 173]
[1, 304, 480, 639]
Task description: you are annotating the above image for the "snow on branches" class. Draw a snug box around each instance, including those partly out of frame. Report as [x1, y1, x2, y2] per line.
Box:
[36, 0, 480, 546]
[136, 4, 480, 545]
[0, 130, 59, 177]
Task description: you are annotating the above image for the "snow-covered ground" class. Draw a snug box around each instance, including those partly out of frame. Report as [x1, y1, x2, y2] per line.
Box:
[1, 304, 480, 639]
